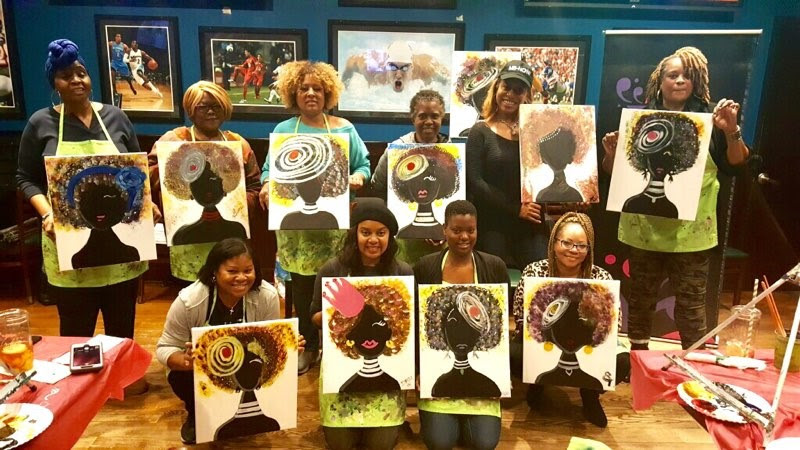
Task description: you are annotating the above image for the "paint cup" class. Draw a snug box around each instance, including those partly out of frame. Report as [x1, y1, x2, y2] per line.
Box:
[0, 309, 33, 375]
[773, 330, 800, 372]
[719, 306, 761, 358]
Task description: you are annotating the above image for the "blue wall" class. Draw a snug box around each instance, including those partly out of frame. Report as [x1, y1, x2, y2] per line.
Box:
[3, 0, 799, 142]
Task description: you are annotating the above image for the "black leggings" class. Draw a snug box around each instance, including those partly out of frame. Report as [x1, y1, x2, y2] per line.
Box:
[51, 277, 139, 338]
[289, 273, 319, 351]
[322, 425, 400, 450]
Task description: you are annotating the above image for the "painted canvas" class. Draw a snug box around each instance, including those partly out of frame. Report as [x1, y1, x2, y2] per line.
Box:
[156, 141, 249, 246]
[44, 153, 157, 271]
[192, 319, 298, 444]
[519, 104, 599, 203]
[449, 51, 519, 138]
[321, 276, 415, 394]
[496, 45, 581, 105]
[386, 143, 465, 240]
[606, 109, 712, 220]
[268, 133, 350, 230]
[522, 278, 620, 391]
[419, 284, 511, 399]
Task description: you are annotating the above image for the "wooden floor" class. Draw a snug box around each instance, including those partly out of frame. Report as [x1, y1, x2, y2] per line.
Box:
[3, 283, 798, 449]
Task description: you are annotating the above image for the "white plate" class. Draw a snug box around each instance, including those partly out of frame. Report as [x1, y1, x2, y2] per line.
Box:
[0, 403, 53, 449]
[677, 381, 772, 424]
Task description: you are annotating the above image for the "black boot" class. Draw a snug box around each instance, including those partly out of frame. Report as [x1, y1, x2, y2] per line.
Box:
[180, 415, 196, 445]
[526, 384, 545, 410]
[580, 388, 608, 428]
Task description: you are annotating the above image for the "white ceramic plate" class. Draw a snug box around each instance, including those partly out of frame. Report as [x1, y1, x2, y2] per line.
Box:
[0, 403, 53, 449]
[677, 381, 772, 424]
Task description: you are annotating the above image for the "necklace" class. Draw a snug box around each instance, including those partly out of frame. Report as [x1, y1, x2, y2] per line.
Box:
[499, 119, 519, 136]
[225, 298, 242, 314]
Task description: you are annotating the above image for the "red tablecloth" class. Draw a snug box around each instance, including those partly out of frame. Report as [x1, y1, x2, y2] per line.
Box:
[6, 336, 151, 450]
[632, 349, 800, 449]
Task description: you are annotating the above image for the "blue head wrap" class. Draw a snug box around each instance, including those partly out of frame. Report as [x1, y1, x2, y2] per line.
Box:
[66, 165, 146, 212]
[45, 39, 87, 88]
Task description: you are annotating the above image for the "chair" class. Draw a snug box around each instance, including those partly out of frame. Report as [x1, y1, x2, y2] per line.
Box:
[0, 191, 39, 304]
[724, 247, 750, 306]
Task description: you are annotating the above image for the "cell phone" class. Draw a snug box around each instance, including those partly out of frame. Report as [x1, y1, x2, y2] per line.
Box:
[69, 343, 104, 373]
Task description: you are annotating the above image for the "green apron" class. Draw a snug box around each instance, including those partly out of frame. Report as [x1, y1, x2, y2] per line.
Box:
[43, 103, 147, 288]
[168, 126, 229, 281]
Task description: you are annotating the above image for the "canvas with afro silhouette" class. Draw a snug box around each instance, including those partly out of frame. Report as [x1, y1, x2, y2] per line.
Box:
[523, 278, 620, 391]
[268, 133, 350, 230]
[519, 104, 599, 204]
[44, 153, 157, 271]
[386, 143, 465, 240]
[607, 108, 712, 220]
[156, 141, 249, 245]
[419, 283, 511, 399]
[191, 318, 298, 444]
[321, 276, 415, 394]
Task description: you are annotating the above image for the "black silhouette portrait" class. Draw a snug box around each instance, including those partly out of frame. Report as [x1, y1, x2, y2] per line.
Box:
[390, 146, 459, 240]
[164, 142, 248, 245]
[325, 278, 410, 394]
[271, 135, 348, 230]
[622, 113, 701, 218]
[536, 127, 583, 203]
[425, 286, 503, 398]
[66, 165, 145, 269]
[527, 281, 616, 390]
[193, 322, 297, 442]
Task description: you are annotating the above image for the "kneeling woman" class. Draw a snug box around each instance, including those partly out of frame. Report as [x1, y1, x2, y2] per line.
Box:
[413, 200, 509, 450]
[156, 238, 304, 445]
[511, 212, 630, 428]
[310, 198, 413, 450]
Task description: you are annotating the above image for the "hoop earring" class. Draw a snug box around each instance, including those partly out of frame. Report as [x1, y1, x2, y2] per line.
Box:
[50, 90, 61, 107]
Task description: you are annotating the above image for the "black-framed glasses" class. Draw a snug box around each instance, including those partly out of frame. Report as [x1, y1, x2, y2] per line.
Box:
[558, 239, 590, 253]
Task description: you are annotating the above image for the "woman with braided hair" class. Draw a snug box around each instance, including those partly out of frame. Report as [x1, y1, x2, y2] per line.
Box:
[511, 212, 629, 427]
[601, 46, 749, 350]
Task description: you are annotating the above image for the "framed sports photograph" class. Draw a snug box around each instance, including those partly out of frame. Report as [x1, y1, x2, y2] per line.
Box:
[95, 15, 182, 121]
[338, 0, 457, 8]
[199, 27, 307, 120]
[329, 20, 465, 122]
[0, 0, 25, 119]
[485, 34, 592, 106]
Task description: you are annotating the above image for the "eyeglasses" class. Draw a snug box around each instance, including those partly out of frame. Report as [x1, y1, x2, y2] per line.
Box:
[195, 104, 222, 114]
[558, 239, 590, 253]
[387, 63, 411, 72]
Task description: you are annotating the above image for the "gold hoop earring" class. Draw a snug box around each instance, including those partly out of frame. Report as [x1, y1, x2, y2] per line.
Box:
[346, 340, 354, 347]
[543, 341, 554, 352]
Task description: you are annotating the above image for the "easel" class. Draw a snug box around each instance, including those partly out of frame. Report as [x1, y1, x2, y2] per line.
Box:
[660, 262, 800, 447]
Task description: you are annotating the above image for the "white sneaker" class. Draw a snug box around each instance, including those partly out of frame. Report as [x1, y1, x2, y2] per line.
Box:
[239, 99, 247, 104]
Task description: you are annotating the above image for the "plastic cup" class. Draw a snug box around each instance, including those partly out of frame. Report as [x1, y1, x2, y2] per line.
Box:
[773, 330, 800, 373]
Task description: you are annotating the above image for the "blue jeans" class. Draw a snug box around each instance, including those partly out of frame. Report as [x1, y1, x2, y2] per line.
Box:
[419, 410, 500, 450]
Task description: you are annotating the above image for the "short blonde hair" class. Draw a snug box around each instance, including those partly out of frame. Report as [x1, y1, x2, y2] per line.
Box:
[276, 61, 343, 112]
[480, 78, 532, 122]
[645, 46, 711, 106]
[183, 80, 233, 121]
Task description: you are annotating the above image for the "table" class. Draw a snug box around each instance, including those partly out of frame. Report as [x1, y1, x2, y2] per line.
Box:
[6, 336, 151, 450]
[632, 349, 800, 449]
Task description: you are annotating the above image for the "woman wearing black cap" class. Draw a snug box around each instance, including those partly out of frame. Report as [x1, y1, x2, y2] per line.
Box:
[16, 39, 151, 339]
[310, 198, 412, 450]
[465, 60, 548, 270]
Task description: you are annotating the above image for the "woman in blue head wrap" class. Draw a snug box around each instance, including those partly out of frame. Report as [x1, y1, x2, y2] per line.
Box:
[15, 39, 153, 344]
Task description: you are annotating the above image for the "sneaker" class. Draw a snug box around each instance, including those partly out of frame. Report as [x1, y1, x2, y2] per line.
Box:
[180, 417, 196, 445]
[239, 99, 247, 104]
[298, 349, 319, 375]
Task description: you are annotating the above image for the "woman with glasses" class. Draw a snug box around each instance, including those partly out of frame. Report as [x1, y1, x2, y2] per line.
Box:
[510, 212, 630, 427]
[148, 80, 267, 282]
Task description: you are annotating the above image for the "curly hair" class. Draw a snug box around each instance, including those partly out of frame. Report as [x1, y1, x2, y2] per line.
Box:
[625, 111, 701, 178]
[270, 134, 349, 201]
[519, 106, 594, 168]
[390, 145, 459, 203]
[526, 280, 615, 347]
[644, 46, 711, 106]
[162, 142, 242, 200]
[424, 285, 503, 352]
[193, 322, 298, 393]
[327, 279, 411, 359]
[45, 154, 150, 230]
[547, 212, 596, 279]
[184, 80, 233, 121]
[409, 89, 445, 115]
[276, 60, 343, 111]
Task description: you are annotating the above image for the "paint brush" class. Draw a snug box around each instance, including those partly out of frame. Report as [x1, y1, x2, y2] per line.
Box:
[761, 275, 786, 338]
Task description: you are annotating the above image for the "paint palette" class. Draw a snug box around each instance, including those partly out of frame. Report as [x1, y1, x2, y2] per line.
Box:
[0, 403, 53, 448]
[677, 381, 772, 424]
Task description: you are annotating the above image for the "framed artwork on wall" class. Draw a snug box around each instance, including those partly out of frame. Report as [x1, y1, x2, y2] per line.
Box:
[484, 34, 592, 106]
[329, 20, 465, 122]
[199, 27, 307, 120]
[338, 0, 457, 8]
[0, 0, 25, 119]
[95, 15, 182, 121]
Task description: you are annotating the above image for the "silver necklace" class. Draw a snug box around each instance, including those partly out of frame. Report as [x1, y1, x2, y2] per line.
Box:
[499, 119, 519, 136]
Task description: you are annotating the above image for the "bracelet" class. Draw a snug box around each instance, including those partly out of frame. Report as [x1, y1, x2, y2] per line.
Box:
[727, 126, 742, 141]
[41, 211, 52, 220]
